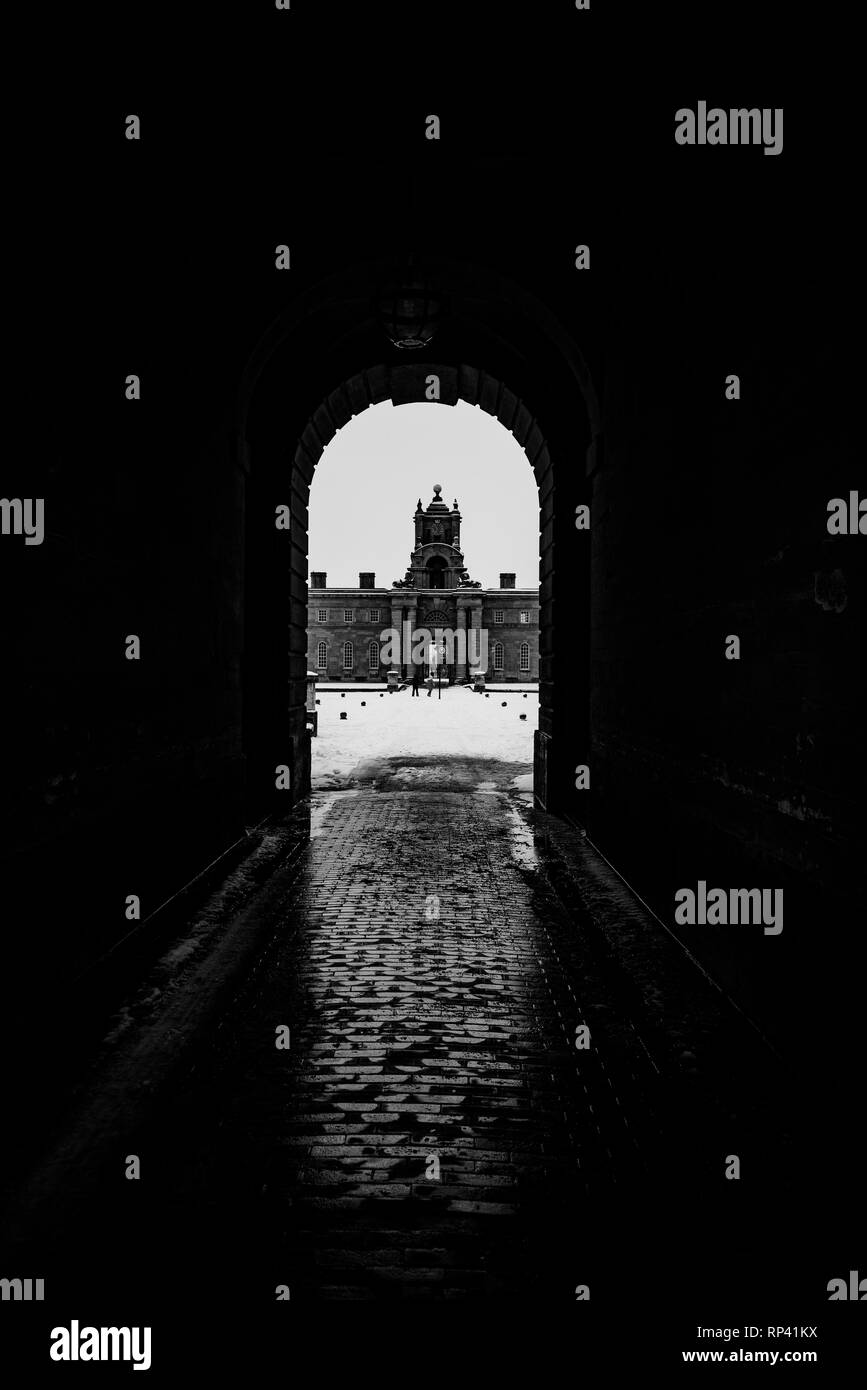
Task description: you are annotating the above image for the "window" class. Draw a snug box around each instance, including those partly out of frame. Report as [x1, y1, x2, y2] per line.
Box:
[317, 608, 328, 623]
[519, 610, 530, 624]
[343, 609, 353, 623]
[343, 642, 354, 670]
[519, 642, 530, 672]
[493, 609, 504, 625]
[317, 642, 328, 670]
[368, 641, 379, 671]
[427, 556, 447, 590]
[493, 642, 504, 672]
[369, 608, 380, 624]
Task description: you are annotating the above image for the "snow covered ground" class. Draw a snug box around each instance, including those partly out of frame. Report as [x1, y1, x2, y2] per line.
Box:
[311, 685, 538, 793]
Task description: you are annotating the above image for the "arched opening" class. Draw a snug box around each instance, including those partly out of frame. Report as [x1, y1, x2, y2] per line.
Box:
[305, 398, 539, 785]
[238, 258, 602, 822]
[242, 361, 595, 818]
[426, 555, 447, 590]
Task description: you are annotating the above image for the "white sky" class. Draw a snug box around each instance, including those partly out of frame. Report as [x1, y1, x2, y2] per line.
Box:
[308, 400, 539, 589]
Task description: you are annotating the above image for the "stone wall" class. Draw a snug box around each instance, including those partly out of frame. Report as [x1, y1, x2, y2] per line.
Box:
[7, 69, 857, 1065]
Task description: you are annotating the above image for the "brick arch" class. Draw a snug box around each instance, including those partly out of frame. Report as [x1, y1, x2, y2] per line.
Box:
[239, 256, 599, 823]
[237, 256, 602, 445]
[284, 360, 558, 806]
[290, 361, 553, 493]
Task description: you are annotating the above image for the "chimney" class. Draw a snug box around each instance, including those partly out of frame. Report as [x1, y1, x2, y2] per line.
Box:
[499, 573, 516, 589]
[359, 572, 375, 589]
[311, 572, 327, 589]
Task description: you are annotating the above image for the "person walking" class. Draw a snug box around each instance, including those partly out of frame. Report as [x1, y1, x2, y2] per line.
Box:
[411, 663, 422, 697]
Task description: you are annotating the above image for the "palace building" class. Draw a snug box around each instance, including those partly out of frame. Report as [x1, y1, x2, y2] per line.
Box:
[307, 485, 539, 683]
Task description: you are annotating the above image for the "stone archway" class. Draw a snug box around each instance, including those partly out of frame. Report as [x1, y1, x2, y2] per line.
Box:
[237, 259, 602, 823]
[245, 360, 570, 814]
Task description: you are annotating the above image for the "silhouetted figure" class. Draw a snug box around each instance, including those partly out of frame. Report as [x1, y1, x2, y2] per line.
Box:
[411, 664, 422, 696]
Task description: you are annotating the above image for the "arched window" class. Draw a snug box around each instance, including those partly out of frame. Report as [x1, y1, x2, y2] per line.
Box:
[368, 640, 379, 671]
[343, 641, 353, 670]
[519, 642, 530, 672]
[317, 642, 327, 670]
[426, 555, 447, 590]
[493, 642, 504, 672]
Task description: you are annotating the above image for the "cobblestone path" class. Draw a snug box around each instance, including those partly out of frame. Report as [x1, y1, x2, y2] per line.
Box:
[134, 789, 666, 1301]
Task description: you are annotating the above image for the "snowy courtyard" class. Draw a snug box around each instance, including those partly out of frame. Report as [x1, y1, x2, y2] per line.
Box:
[311, 684, 538, 793]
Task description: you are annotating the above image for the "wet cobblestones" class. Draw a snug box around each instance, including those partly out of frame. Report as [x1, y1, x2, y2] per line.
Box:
[147, 790, 667, 1299]
[4, 783, 808, 1312]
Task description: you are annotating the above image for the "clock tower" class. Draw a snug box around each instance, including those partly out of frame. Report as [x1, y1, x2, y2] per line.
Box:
[401, 484, 466, 590]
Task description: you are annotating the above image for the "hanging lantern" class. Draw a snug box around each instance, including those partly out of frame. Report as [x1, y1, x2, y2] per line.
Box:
[377, 273, 442, 350]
